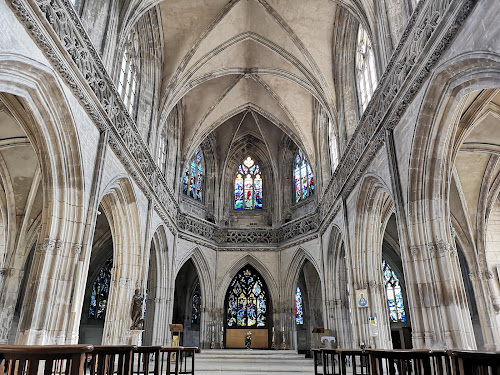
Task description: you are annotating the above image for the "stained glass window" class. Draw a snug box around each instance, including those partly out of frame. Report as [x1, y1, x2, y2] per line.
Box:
[88, 256, 113, 319]
[356, 25, 377, 111]
[157, 133, 167, 174]
[226, 267, 267, 327]
[191, 283, 201, 325]
[295, 286, 304, 325]
[182, 148, 204, 201]
[294, 149, 314, 203]
[234, 156, 263, 210]
[382, 260, 406, 322]
[328, 117, 339, 172]
[118, 29, 140, 114]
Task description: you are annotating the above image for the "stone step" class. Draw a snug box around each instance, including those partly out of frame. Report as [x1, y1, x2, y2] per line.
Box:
[193, 349, 314, 374]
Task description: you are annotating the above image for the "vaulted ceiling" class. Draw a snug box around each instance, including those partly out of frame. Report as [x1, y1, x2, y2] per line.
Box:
[155, 0, 339, 163]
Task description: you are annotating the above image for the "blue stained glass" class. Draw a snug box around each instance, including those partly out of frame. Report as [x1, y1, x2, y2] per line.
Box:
[226, 267, 267, 327]
[295, 286, 304, 325]
[294, 149, 314, 202]
[253, 283, 261, 296]
[88, 257, 113, 319]
[191, 284, 201, 324]
[382, 260, 406, 323]
[182, 148, 203, 201]
[234, 157, 262, 210]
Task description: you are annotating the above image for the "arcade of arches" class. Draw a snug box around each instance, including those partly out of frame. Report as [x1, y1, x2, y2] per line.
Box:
[0, 0, 500, 353]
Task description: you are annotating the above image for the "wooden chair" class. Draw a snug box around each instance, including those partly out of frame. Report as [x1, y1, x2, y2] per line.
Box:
[177, 347, 196, 375]
[448, 350, 500, 375]
[85, 345, 135, 375]
[0, 344, 93, 375]
[337, 349, 370, 375]
[159, 347, 181, 375]
[312, 349, 324, 375]
[321, 349, 340, 375]
[132, 346, 161, 375]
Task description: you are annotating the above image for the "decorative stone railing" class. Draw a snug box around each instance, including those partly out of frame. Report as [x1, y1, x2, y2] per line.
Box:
[178, 213, 319, 245]
[10, 0, 179, 226]
[8, 0, 477, 243]
[318, 0, 477, 222]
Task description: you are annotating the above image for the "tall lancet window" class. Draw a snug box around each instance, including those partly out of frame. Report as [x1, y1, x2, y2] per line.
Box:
[88, 256, 113, 319]
[382, 260, 406, 322]
[294, 149, 314, 202]
[234, 156, 263, 210]
[295, 286, 304, 325]
[118, 28, 140, 114]
[182, 147, 204, 201]
[191, 283, 201, 325]
[356, 25, 377, 111]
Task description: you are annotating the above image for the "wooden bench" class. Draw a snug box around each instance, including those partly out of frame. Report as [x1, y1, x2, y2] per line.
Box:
[0, 344, 93, 375]
[85, 345, 135, 375]
[448, 350, 500, 375]
[132, 346, 161, 375]
[368, 349, 453, 375]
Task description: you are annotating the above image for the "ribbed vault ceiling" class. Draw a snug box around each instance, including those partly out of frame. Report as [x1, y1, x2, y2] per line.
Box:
[156, 0, 339, 163]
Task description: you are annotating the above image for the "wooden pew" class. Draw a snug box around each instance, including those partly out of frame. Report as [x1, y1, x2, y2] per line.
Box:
[448, 350, 500, 375]
[0, 344, 93, 375]
[367, 349, 451, 375]
[336, 349, 370, 375]
[85, 345, 135, 375]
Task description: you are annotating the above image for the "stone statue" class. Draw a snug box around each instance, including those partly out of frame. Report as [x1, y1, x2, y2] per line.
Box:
[130, 289, 144, 330]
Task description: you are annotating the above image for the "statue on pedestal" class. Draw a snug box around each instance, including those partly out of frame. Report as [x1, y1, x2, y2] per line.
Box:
[130, 289, 144, 330]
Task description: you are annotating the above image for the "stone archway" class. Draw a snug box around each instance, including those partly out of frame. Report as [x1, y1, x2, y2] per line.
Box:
[223, 264, 272, 349]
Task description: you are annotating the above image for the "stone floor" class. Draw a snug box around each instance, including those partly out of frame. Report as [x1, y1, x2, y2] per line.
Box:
[192, 349, 315, 374]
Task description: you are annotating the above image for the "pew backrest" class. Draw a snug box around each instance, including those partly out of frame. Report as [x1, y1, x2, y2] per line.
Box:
[0, 344, 93, 375]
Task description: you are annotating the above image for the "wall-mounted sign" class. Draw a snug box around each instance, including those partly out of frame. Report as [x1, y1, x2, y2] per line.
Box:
[356, 289, 369, 308]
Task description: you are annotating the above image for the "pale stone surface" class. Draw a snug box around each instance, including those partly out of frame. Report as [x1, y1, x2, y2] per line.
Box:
[0, 0, 498, 355]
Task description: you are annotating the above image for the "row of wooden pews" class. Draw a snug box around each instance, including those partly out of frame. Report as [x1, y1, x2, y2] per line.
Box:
[0, 345, 197, 375]
[313, 348, 500, 375]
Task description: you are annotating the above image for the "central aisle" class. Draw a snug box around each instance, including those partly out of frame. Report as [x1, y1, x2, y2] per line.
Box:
[193, 349, 315, 374]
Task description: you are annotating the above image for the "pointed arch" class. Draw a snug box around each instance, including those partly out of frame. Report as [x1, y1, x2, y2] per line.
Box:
[284, 247, 322, 300]
[175, 247, 214, 306]
[0, 55, 85, 345]
[217, 254, 278, 310]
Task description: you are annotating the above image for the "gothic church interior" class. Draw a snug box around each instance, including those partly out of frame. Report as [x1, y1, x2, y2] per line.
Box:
[0, 0, 500, 354]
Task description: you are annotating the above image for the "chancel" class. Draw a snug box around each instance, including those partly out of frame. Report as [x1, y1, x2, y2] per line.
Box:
[0, 0, 499, 373]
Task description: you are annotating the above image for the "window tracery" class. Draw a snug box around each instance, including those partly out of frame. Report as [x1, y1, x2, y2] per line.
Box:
[182, 147, 204, 201]
[157, 132, 167, 174]
[118, 29, 139, 114]
[328, 118, 339, 172]
[88, 256, 113, 319]
[234, 156, 263, 210]
[191, 283, 201, 325]
[294, 149, 314, 203]
[295, 286, 304, 325]
[382, 260, 406, 322]
[356, 26, 377, 111]
[226, 267, 267, 327]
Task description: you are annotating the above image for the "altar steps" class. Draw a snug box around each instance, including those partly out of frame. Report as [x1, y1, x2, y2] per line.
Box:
[193, 349, 314, 374]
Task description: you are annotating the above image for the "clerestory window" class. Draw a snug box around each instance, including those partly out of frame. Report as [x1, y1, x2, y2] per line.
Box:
[294, 149, 314, 203]
[356, 26, 377, 111]
[118, 29, 140, 115]
[234, 156, 263, 210]
[182, 147, 204, 202]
